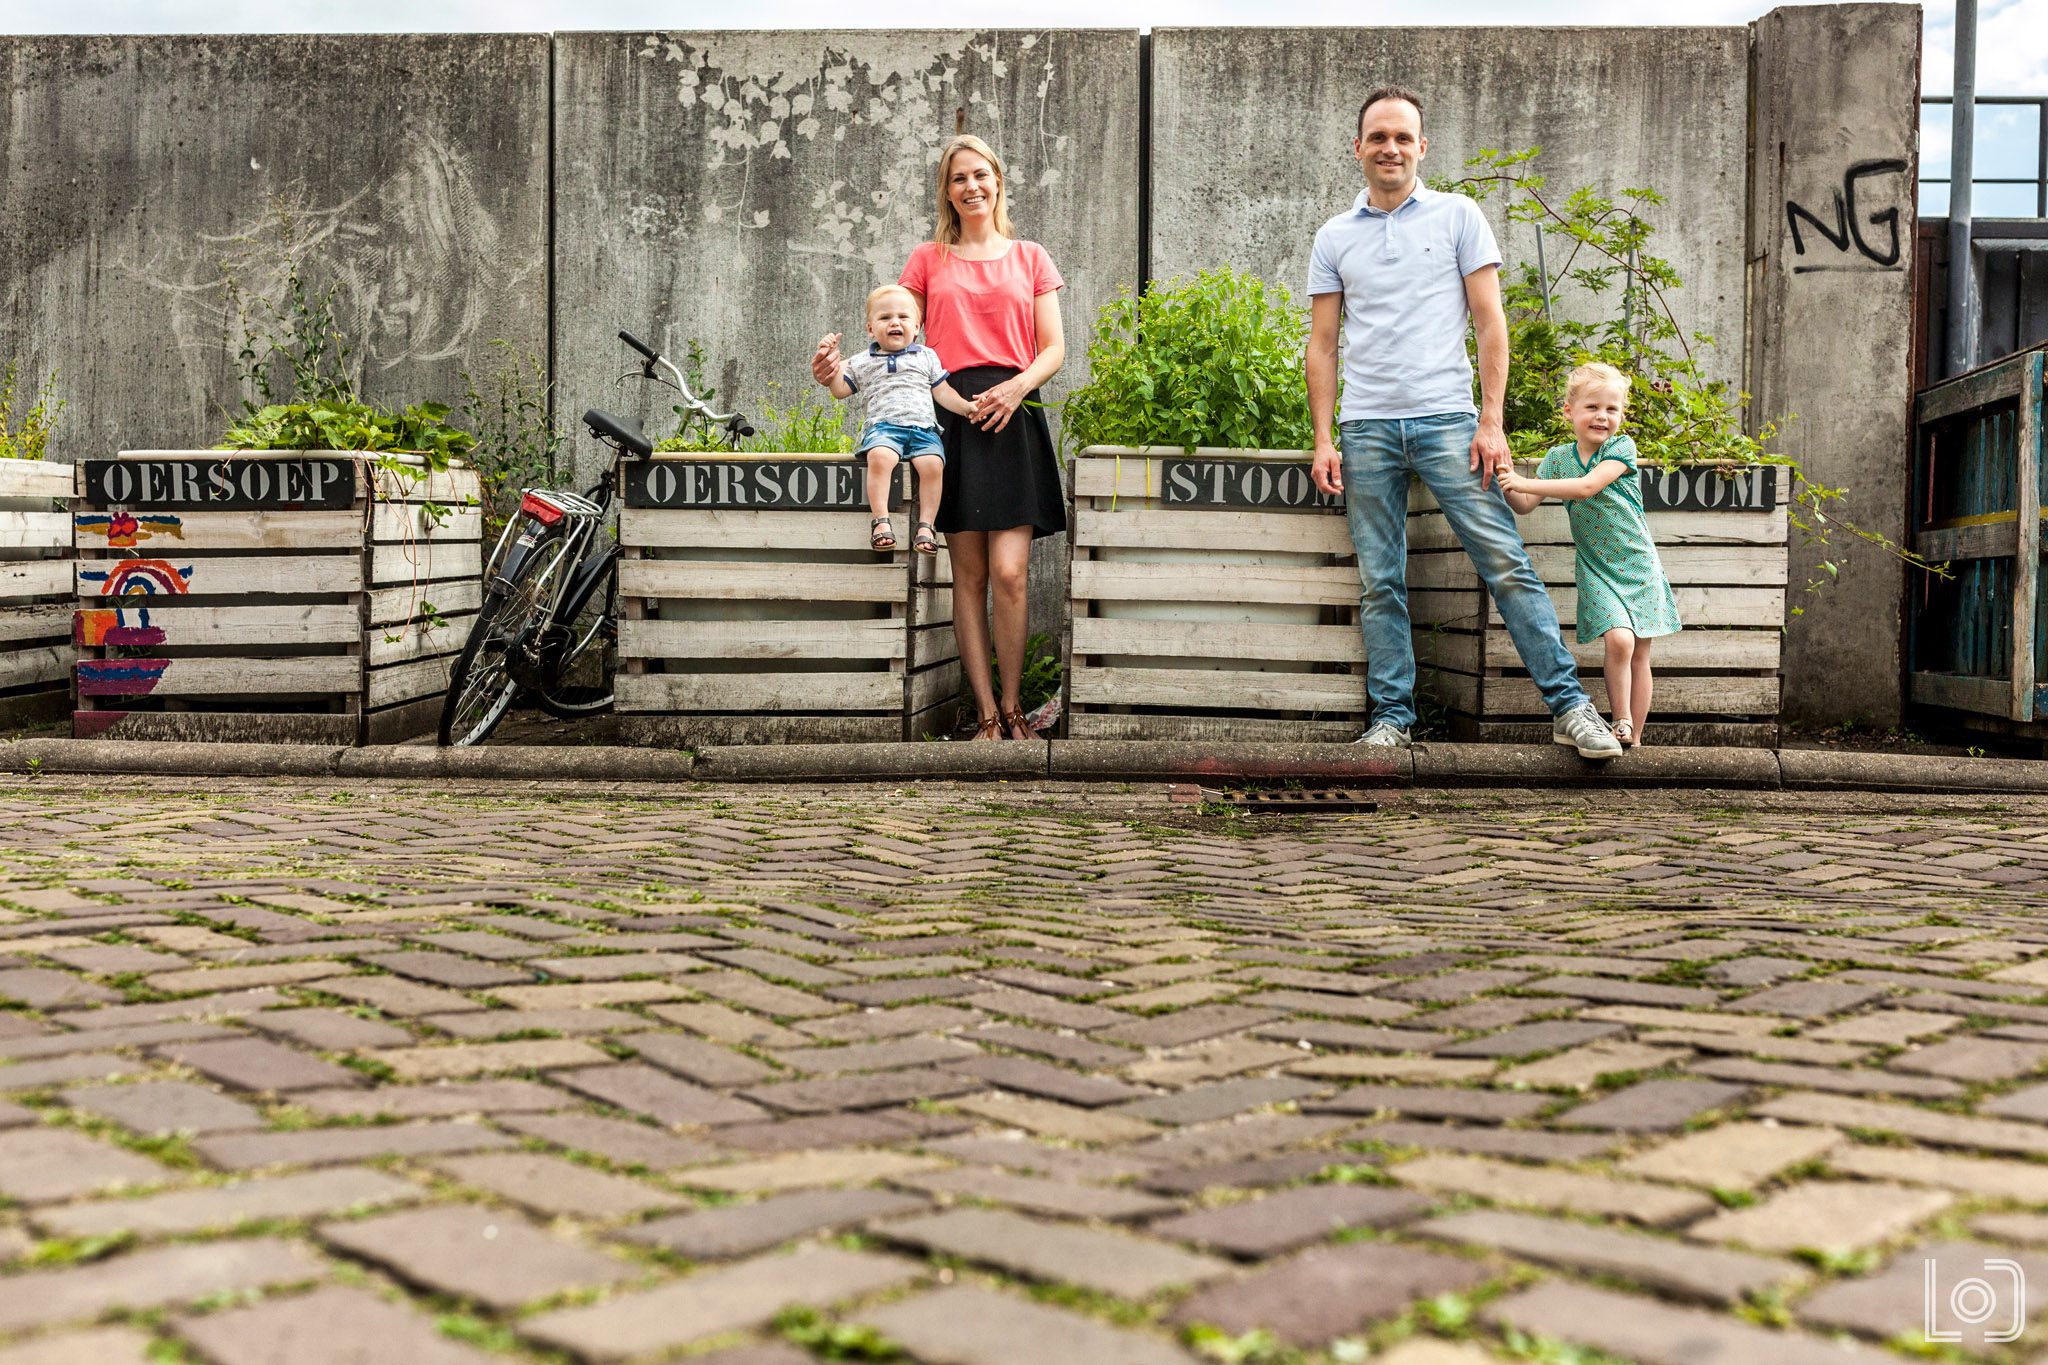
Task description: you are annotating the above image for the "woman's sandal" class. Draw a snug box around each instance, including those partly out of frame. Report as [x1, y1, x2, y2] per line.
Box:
[912, 522, 939, 556]
[868, 517, 896, 551]
[1612, 718, 1637, 749]
[971, 713, 1003, 742]
[1002, 708, 1037, 741]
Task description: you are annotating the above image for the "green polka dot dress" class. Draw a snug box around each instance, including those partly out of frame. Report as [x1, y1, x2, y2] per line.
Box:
[1535, 434, 1682, 645]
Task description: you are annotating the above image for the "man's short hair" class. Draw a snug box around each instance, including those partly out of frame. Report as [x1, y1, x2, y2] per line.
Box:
[1357, 86, 1424, 137]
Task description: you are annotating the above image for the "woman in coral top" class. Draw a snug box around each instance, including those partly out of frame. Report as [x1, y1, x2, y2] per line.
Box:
[814, 134, 1067, 742]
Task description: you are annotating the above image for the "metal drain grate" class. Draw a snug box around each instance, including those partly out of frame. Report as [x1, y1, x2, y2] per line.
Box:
[1218, 787, 1380, 814]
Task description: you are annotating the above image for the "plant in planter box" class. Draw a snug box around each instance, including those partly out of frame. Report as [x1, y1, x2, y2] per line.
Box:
[1061, 269, 1312, 453]
[1439, 146, 1938, 598]
[0, 362, 62, 463]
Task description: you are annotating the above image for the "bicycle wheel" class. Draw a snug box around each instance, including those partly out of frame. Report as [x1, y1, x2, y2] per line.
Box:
[437, 535, 572, 746]
[535, 554, 618, 719]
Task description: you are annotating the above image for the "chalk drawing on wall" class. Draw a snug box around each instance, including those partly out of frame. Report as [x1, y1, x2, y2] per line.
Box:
[114, 121, 530, 408]
[637, 33, 1070, 304]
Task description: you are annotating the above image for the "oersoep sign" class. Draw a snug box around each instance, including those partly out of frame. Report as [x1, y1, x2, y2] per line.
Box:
[624, 459, 900, 511]
[84, 457, 358, 511]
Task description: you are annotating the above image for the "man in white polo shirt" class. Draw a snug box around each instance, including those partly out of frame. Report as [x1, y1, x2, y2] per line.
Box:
[1307, 85, 1619, 759]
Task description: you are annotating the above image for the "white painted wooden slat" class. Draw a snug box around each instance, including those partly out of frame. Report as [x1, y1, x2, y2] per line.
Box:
[0, 605, 71, 644]
[4, 561, 74, 600]
[622, 508, 901, 550]
[73, 510, 364, 552]
[0, 645, 68, 688]
[620, 618, 904, 662]
[1482, 673, 1780, 717]
[1482, 628, 1782, 671]
[1075, 507, 1353, 555]
[0, 459, 77, 499]
[75, 556, 364, 598]
[75, 603, 361, 648]
[370, 542, 482, 586]
[620, 559, 907, 604]
[1487, 585, 1788, 628]
[0, 512, 71, 550]
[76, 656, 362, 697]
[1072, 617, 1366, 664]
[369, 503, 484, 543]
[365, 615, 472, 667]
[1069, 665, 1365, 711]
[616, 671, 903, 712]
[1070, 560, 1359, 607]
[368, 580, 484, 627]
[366, 653, 456, 707]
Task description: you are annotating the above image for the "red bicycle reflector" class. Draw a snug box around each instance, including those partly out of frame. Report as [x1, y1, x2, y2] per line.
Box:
[519, 493, 564, 526]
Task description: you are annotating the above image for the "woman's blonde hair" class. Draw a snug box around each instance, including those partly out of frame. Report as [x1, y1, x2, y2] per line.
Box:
[933, 134, 1016, 250]
[1565, 361, 1631, 407]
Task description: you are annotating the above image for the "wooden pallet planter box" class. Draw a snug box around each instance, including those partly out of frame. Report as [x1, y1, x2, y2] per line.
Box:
[615, 452, 958, 745]
[1066, 447, 1366, 742]
[72, 451, 482, 744]
[1411, 460, 1789, 745]
[1905, 344, 2048, 745]
[0, 458, 78, 727]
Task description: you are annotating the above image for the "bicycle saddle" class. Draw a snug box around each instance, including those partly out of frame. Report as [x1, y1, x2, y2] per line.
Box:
[584, 408, 652, 458]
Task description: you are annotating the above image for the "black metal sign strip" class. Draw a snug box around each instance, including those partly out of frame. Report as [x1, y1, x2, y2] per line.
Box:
[625, 459, 903, 511]
[1135, 459, 1779, 513]
[83, 457, 359, 511]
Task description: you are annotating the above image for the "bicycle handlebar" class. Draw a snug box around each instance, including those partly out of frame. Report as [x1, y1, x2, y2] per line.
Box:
[617, 328, 744, 429]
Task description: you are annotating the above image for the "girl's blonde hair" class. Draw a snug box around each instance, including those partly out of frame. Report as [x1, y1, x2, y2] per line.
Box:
[933, 135, 1016, 250]
[1565, 361, 1631, 406]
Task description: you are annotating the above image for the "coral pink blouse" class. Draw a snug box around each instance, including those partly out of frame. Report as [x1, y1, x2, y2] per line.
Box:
[899, 239, 1063, 373]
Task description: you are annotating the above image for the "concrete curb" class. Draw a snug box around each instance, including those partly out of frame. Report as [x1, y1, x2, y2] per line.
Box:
[692, 742, 1046, 783]
[5, 735, 2048, 795]
[1049, 741, 1410, 786]
[334, 746, 698, 783]
[1414, 742, 1783, 789]
[1778, 748, 2048, 794]
[0, 739, 346, 778]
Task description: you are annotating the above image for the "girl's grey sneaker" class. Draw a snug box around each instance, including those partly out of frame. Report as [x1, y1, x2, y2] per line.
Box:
[1353, 721, 1413, 747]
[1553, 703, 1623, 759]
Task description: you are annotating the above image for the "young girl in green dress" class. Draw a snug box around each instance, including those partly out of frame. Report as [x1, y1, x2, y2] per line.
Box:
[1498, 362, 1681, 748]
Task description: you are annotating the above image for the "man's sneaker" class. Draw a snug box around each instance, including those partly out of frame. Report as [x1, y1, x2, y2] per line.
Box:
[1553, 702, 1623, 759]
[1353, 721, 1413, 748]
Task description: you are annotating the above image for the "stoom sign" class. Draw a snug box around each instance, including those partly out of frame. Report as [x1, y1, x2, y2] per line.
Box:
[624, 459, 902, 511]
[1158, 461, 1342, 510]
[1147, 459, 1778, 514]
[85, 457, 357, 511]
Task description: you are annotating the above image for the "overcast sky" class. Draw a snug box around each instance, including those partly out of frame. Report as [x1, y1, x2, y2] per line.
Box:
[7, 0, 2045, 95]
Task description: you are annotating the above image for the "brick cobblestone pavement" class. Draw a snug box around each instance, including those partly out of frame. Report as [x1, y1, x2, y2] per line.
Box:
[10, 776, 2048, 1362]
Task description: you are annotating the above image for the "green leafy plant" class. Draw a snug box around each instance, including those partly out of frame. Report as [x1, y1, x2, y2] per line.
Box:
[1438, 146, 1940, 599]
[994, 631, 1064, 714]
[218, 399, 475, 469]
[742, 379, 855, 454]
[1062, 268, 1313, 453]
[459, 340, 560, 534]
[0, 362, 62, 462]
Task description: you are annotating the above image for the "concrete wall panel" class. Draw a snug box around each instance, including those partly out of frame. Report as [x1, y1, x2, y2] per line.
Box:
[1748, 4, 1920, 725]
[0, 35, 550, 461]
[552, 29, 1141, 486]
[1150, 26, 1750, 390]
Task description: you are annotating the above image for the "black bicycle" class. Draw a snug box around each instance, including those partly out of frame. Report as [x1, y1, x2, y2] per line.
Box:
[437, 331, 751, 746]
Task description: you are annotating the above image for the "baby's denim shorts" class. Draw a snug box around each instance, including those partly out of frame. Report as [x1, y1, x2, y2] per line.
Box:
[859, 421, 946, 462]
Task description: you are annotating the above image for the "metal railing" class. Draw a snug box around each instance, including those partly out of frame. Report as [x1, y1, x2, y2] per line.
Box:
[1923, 95, 2048, 218]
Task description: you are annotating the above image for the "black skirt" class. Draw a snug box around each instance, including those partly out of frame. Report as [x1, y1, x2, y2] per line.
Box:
[936, 365, 1067, 539]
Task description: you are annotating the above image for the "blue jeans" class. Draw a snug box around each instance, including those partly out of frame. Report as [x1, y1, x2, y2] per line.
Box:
[1340, 413, 1588, 730]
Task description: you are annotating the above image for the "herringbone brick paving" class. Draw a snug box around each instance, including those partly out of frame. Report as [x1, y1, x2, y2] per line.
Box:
[7, 777, 2048, 1362]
